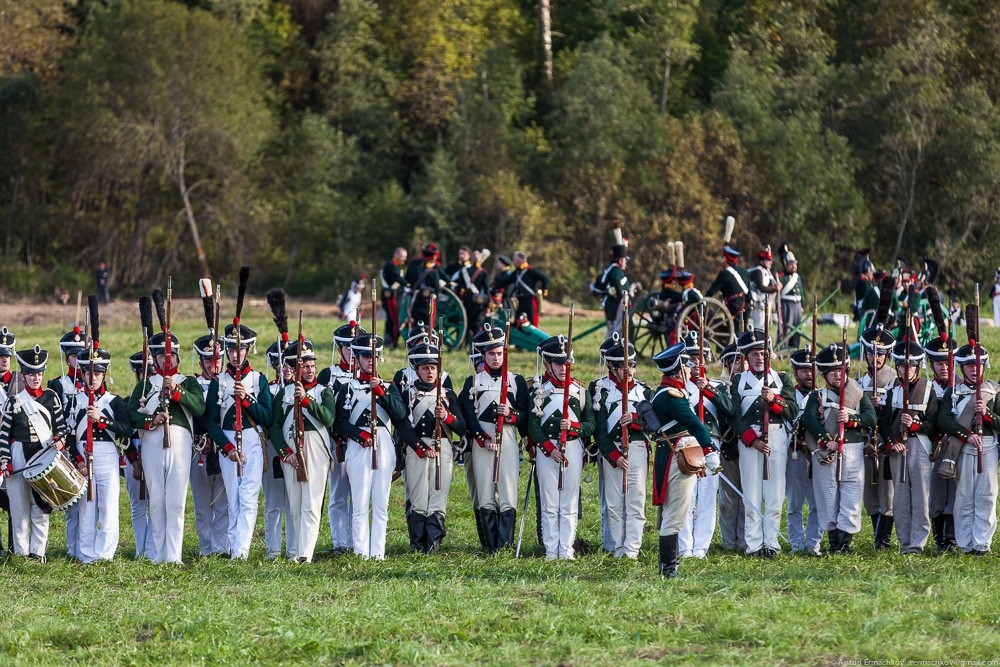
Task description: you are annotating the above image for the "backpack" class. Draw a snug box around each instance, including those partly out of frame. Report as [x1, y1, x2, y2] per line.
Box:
[589, 264, 613, 298]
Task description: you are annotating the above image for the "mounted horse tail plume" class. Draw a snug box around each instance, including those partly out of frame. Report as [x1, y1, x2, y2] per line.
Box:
[874, 275, 895, 327]
[139, 296, 153, 338]
[87, 294, 100, 350]
[235, 266, 250, 323]
[926, 285, 947, 341]
[151, 288, 167, 332]
[199, 278, 215, 332]
[265, 288, 288, 338]
[966, 300, 980, 349]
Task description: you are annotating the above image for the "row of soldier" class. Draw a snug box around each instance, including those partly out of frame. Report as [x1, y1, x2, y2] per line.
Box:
[0, 290, 995, 577]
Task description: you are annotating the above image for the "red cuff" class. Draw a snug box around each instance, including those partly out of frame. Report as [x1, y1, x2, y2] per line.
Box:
[475, 434, 489, 448]
[908, 420, 920, 433]
[75, 454, 85, 463]
[741, 428, 759, 447]
[223, 443, 235, 455]
[608, 449, 622, 464]
[702, 446, 715, 455]
[95, 419, 108, 430]
[373, 384, 385, 397]
[984, 412, 993, 425]
[702, 387, 716, 400]
[540, 440, 557, 456]
[170, 389, 182, 403]
[284, 446, 294, 456]
[241, 397, 252, 409]
[144, 420, 156, 431]
[629, 419, 643, 432]
[358, 429, 372, 443]
[444, 412, 455, 426]
[300, 395, 311, 408]
[3, 462, 12, 474]
[767, 399, 784, 415]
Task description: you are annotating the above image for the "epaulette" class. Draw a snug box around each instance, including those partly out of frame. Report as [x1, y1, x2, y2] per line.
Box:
[572, 379, 585, 390]
[666, 387, 685, 399]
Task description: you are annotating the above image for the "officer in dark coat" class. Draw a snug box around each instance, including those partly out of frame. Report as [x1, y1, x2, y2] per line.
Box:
[706, 246, 752, 333]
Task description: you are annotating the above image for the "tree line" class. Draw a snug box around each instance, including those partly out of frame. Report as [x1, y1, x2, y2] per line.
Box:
[2, 0, 999, 301]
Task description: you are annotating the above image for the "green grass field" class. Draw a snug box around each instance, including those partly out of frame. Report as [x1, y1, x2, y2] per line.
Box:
[3, 310, 1000, 665]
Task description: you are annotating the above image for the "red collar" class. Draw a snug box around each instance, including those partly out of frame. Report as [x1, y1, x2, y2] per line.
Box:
[358, 371, 379, 382]
[545, 373, 568, 389]
[227, 363, 252, 377]
[67, 367, 84, 380]
[302, 379, 318, 390]
[338, 359, 351, 373]
[25, 386, 44, 398]
[611, 375, 635, 392]
[1, 371, 11, 384]
[659, 377, 685, 389]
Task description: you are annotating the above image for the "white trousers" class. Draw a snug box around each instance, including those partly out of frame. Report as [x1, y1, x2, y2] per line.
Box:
[65, 497, 80, 560]
[600, 443, 648, 558]
[77, 442, 121, 563]
[124, 456, 155, 560]
[536, 441, 584, 559]
[679, 473, 719, 557]
[786, 448, 821, 551]
[281, 431, 331, 562]
[890, 437, 932, 553]
[812, 442, 865, 534]
[405, 439, 453, 516]
[738, 425, 788, 553]
[345, 431, 396, 559]
[190, 452, 229, 556]
[8, 443, 49, 557]
[140, 425, 192, 564]
[954, 439, 999, 552]
[262, 438, 294, 559]
[657, 438, 699, 536]
[328, 449, 353, 550]
[597, 458, 614, 552]
[993, 294, 1000, 328]
[219, 429, 263, 559]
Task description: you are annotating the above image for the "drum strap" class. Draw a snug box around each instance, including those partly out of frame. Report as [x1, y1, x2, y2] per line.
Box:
[18, 389, 53, 445]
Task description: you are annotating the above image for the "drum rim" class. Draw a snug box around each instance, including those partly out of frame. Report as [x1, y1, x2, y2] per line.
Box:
[24, 447, 59, 482]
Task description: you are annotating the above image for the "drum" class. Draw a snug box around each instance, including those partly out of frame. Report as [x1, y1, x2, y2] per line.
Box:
[24, 447, 88, 511]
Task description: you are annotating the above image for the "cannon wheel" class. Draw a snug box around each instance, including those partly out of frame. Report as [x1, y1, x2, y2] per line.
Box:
[629, 292, 671, 358]
[675, 297, 735, 359]
[399, 287, 468, 351]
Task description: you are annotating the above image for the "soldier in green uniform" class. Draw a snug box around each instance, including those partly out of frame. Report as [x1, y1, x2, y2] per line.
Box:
[859, 324, 897, 549]
[127, 331, 206, 564]
[879, 339, 938, 554]
[924, 337, 958, 552]
[785, 349, 822, 555]
[593, 337, 651, 558]
[706, 246, 752, 333]
[936, 343, 999, 554]
[731, 329, 798, 557]
[528, 335, 596, 559]
[778, 250, 805, 348]
[802, 344, 877, 554]
[646, 343, 719, 578]
[595, 245, 631, 339]
[269, 338, 337, 563]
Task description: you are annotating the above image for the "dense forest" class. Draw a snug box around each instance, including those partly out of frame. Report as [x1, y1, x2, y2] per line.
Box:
[2, 0, 999, 299]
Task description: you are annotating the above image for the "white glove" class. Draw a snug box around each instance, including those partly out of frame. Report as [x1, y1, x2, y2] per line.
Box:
[704, 451, 721, 474]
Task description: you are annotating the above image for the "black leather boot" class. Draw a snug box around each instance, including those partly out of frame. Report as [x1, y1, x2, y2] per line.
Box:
[498, 509, 516, 550]
[473, 508, 487, 551]
[828, 529, 841, 554]
[839, 531, 853, 554]
[942, 514, 957, 552]
[427, 512, 446, 552]
[406, 511, 420, 552]
[481, 509, 499, 553]
[931, 515, 944, 550]
[875, 515, 894, 550]
[659, 534, 680, 578]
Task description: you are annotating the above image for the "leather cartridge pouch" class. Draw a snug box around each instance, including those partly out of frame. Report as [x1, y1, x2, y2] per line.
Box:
[676, 442, 707, 476]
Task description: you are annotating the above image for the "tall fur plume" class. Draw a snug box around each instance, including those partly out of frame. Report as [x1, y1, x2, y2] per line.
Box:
[966, 304, 980, 344]
[925, 285, 947, 340]
[235, 266, 251, 319]
[139, 296, 153, 336]
[87, 294, 100, 346]
[199, 278, 215, 332]
[266, 288, 288, 334]
[151, 288, 167, 330]
[874, 275, 895, 326]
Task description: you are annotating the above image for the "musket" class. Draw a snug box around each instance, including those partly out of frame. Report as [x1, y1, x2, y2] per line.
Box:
[233, 266, 250, 478]
[762, 298, 771, 481]
[967, 284, 984, 474]
[434, 330, 444, 492]
[773, 265, 784, 350]
[557, 304, 575, 491]
[431, 294, 443, 491]
[620, 293, 630, 495]
[698, 304, 706, 421]
[294, 311, 308, 482]
[152, 286, 172, 450]
[835, 323, 848, 482]
[900, 287, 912, 485]
[197, 278, 217, 468]
[138, 296, 153, 500]
[85, 295, 99, 502]
[371, 285, 379, 470]
[493, 317, 513, 485]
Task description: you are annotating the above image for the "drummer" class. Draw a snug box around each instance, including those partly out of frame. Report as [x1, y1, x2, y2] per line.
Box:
[70, 347, 132, 564]
[0, 346, 68, 562]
